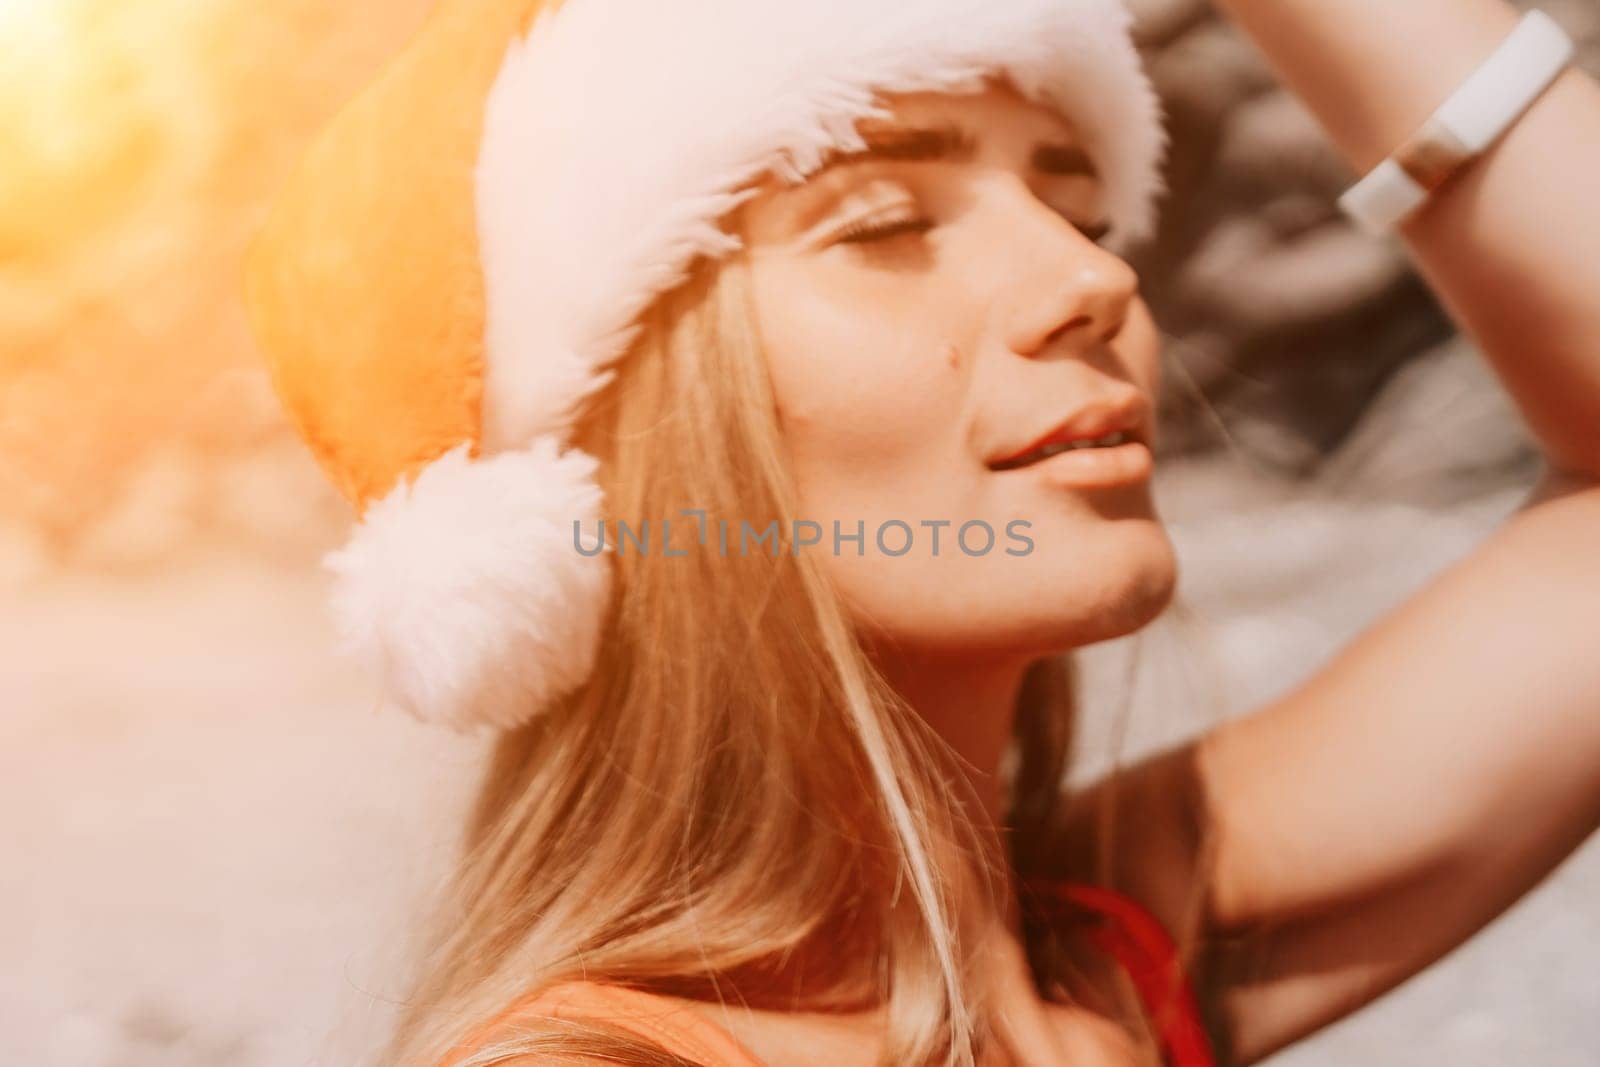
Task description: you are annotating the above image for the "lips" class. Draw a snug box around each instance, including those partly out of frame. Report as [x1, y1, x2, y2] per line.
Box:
[987, 396, 1150, 471]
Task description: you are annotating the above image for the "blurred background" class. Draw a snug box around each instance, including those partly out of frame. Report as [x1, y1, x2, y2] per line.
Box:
[3, 0, 1597, 1063]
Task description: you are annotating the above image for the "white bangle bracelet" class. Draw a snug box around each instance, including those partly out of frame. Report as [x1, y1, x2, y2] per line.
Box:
[1337, 9, 1574, 236]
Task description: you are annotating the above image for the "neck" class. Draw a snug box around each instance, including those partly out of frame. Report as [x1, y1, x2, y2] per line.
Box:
[659, 644, 1050, 1028]
[865, 641, 1051, 970]
[667, 643, 1061, 1058]
[868, 641, 1037, 835]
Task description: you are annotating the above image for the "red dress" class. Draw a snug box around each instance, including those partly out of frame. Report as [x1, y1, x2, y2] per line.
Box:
[1023, 880, 1218, 1067]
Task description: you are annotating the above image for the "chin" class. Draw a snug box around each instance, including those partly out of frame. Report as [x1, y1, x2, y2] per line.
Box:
[827, 504, 1179, 659]
[852, 521, 1178, 660]
[1024, 516, 1179, 651]
[1083, 549, 1178, 643]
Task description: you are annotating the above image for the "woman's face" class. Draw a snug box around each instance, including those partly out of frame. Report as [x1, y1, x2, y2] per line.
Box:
[736, 83, 1176, 660]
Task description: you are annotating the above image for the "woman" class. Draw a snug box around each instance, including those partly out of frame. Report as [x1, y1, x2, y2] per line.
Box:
[243, 0, 1600, 1064]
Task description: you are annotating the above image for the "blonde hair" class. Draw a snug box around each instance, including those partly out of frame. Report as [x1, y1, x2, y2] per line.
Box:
[380, 254, 1159, 1067]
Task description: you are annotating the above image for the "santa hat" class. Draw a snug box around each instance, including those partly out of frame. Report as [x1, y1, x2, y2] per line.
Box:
[242, 0, 1169, 732]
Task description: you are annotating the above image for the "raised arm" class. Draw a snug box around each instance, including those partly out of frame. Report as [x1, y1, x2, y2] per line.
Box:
[1209, 0, 1600, 479]
[1048, 3, 1600, 1064]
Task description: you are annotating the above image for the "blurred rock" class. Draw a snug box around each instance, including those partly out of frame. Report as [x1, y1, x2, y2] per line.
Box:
[1125, 0, 1209, 47]
[1145, 18, 1276, 128]
[1131, 0, 1597, 477]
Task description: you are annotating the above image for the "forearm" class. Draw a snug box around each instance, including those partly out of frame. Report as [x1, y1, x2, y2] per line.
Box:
[1210, 0, 1600, 478]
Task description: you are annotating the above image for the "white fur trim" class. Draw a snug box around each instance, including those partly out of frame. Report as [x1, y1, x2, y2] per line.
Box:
[474, 0, 1168, 451]
[323, 440, 612, 731]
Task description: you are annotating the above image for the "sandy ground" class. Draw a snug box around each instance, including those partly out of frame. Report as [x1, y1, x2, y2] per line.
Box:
[6, 338, 1598, 1067]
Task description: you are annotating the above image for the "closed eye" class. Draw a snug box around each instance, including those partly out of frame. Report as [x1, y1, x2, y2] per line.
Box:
[834, 212, 935, 245]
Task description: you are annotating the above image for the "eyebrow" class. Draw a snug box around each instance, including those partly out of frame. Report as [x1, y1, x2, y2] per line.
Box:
[805, 121, 1100, 180]
[804, 122, 977, 180]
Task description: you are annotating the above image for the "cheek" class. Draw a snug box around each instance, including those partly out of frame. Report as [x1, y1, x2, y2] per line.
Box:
[1124, 299, 1162, 396]
[752, 259, 975, 496]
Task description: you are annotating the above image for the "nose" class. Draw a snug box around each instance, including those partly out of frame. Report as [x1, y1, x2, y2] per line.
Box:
[996, 180, 1142, 358]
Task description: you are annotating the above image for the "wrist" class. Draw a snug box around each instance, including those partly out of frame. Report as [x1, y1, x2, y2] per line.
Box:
[1338, 10, 1575, 235]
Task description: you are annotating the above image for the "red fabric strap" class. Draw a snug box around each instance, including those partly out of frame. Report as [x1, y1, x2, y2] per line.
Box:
[1023, 880, 1217, 1067]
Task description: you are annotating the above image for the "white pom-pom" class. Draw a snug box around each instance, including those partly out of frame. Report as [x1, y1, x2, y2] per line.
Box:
[323, 438, 612, 731]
